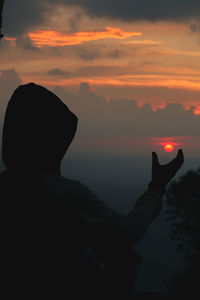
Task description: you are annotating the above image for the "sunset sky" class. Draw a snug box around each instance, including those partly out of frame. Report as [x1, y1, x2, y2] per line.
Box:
[1, 1, 200, 158]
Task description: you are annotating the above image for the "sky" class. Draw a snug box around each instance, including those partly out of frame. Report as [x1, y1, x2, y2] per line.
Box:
[1, 0, 200, 158]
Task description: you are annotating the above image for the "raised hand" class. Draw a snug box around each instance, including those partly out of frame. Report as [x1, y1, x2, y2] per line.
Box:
[149, 149, 184, 193]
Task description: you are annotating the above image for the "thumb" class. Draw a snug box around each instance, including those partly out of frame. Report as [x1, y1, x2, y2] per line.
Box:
[152, 152, 159, 166]
[168, 149, 184, 168]
[176, 149, 184, 166]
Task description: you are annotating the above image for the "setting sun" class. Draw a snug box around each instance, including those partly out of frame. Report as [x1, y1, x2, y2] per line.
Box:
[164, 144, 174, 152]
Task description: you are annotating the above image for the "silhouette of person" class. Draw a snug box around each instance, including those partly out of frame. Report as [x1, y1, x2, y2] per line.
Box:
[0, 83, 184, 298]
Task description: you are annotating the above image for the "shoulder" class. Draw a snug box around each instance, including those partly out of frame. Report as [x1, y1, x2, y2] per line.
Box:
[39, 173, 94, 199]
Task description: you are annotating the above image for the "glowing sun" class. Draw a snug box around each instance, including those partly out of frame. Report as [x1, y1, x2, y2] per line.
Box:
[164, 144, 174, 152]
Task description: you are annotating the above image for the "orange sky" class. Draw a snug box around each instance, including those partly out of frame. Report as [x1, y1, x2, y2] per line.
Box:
[1, 5, 200, 113]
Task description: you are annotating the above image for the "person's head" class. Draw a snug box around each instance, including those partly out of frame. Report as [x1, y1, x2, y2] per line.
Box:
[2, 83, 78, 173]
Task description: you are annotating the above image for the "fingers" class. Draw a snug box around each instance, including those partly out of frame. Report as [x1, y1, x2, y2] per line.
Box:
[176, 149, 184, 167]
[168, 149, 184, 168]
[152, 152, 159, 165]
[174, 149, 184, 164]
[177, 149, 184, 162]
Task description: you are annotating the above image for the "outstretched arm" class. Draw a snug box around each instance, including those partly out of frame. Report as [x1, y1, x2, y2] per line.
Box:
[121, 149, 184, 245]
[40, 150, 184, 249]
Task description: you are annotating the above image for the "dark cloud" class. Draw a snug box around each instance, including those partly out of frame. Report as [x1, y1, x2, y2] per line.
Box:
[3, 1, 200, 37]
[46, 65, 132, 79]
[95, 85, 200, 107]
[65, 0, 197, 22]
[77, 48, 100, 60]
[76, 46, 123, 61]
[76, 65, 129, 77]
[53, 82, 200, 138]
[0, 69, 22, 102]
[109, 50, 122, 59]
[47, 68, 72, 77]
[3, 0, 46, 36]
[15, 35, 39, 51]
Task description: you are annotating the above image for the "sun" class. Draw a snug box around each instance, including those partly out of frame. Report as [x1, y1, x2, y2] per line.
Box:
[164, 144, 174, 152]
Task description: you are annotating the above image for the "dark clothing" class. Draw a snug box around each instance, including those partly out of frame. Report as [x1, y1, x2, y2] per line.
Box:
[0, 83, 163, 297]
[0, 169, 139, 297]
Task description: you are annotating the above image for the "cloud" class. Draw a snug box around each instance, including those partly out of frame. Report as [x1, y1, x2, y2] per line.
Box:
[0, 69, 22, 103]
[27, 27, 142, 48]
[0, 69, 199, 139]
[76, 48, 100, 60]
[44, 61, 200, 92]
[109, 50, 122, 59]
[63, 1, 200, 22]
[47, 65, 128, 79]
[3, 0, 46, 36]
[94, 85, 200, 109]
[1, 72, 200, 158]
[15, 35, 39, 51]
[50, 82, 200, 157]
[52, 82, 200, 138]
[47, 68, 72, 77]
[4, 1, 200, 38]
[121, 40, 163, 45]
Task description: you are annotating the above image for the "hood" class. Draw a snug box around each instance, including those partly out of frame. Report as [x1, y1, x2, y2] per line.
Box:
[2, 83, 78, 172]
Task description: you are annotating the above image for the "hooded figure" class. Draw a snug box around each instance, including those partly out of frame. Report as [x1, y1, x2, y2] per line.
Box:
[0, 83, 82, 296]
[0, 83, 183, 298]
[0, 83, 106, 297]
[2, 82, 78, 173]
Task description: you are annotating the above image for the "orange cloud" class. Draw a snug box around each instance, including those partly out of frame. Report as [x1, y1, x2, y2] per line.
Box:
[26, 75, 200, 92]
[4, 37, 16, 46]
[121, 39, 163, 45]
[28, 27, 142, 47]
[193, 107, 200, 115]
